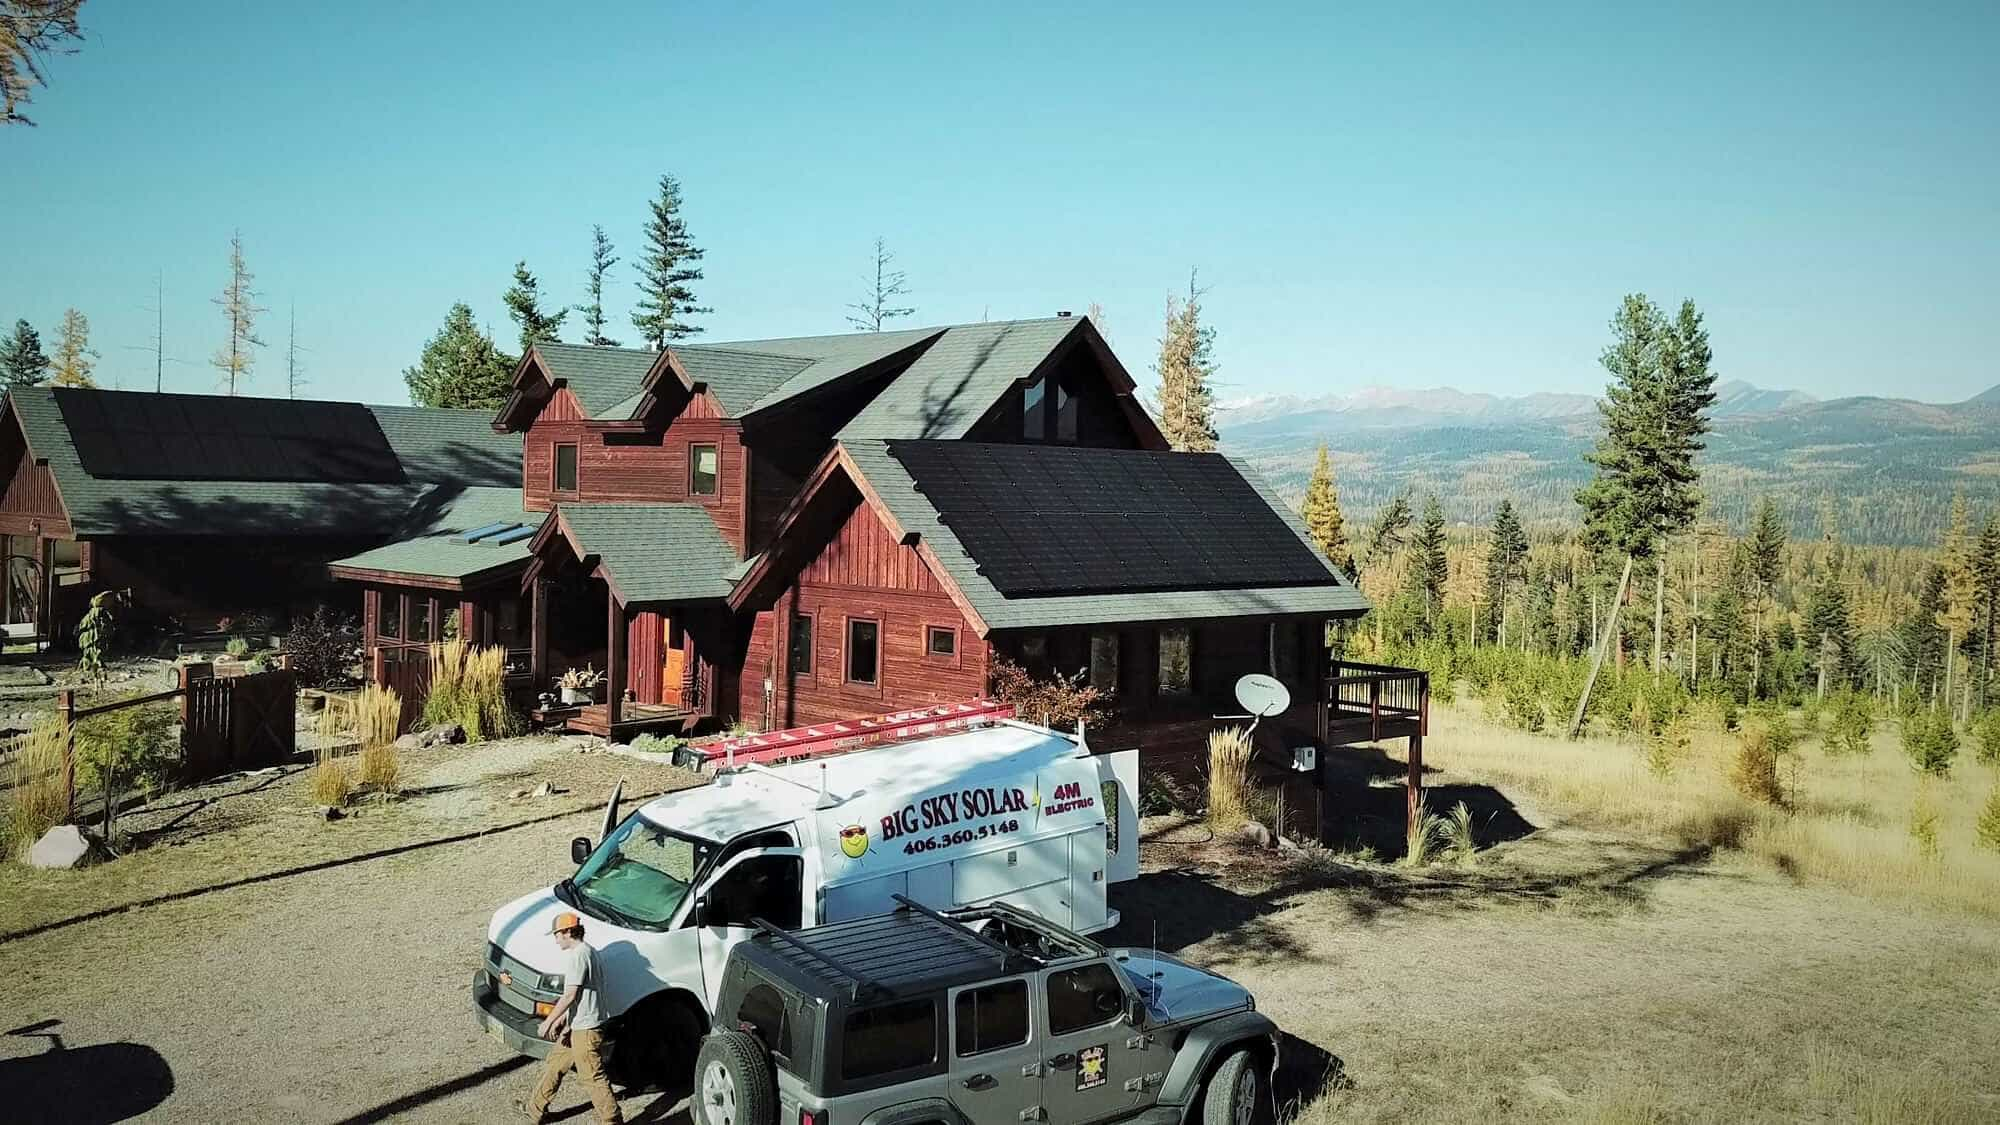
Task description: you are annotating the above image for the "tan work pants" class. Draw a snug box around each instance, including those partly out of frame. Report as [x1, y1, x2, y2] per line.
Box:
[529, 1026, 624, 1125]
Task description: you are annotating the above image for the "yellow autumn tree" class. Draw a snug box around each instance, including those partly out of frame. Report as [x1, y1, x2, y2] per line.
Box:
[48, 306, 96, 387]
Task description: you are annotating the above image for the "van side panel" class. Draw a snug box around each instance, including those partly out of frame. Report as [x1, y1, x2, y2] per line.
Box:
[953, 835, 1070, 924]
[1068, 828, 1109, 933]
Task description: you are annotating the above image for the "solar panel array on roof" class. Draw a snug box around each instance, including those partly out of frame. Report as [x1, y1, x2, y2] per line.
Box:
[53, 389, 406, 484]
[887, 441, 1339, 598]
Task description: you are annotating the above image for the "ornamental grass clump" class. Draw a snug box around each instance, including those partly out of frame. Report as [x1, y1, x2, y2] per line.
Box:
[310, 746, 354, 807]
[420, 641, 517, 742]
[4, 718, 70, 860]
[357, 683, 401, 750]
[1205, 726, 1254, 830]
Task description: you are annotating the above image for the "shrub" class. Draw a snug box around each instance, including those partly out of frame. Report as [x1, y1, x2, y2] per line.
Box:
[76, 590, 119, 681]
[1645, 716, 1691, 780]
[1442, 800, 1478, 865]
[224, 636, 251, 659]
[310, 748, 353, 807]
[1909, 790, 1940, 860]
[1402, 800, 1445, 867]
[989, 657, 1109, 732]
[1826, 692, 1873, 757]
[4, 719, 71, 860]
[1902, 709, 1958, 777]
[1976, 785, 2000, 853]
[357, 742, 400, 792]
[1205, 726, 1254, 829]
[1731, 726, 1785, 807]
[1974, 709, 2000, 766]
[1501, 674, 1545, 732]
[421, 641, 518, 741]
[285, 606, 360, 689]
[357, 683, 401, 748]
[628, 733, 685, 756]
[74, 702, 178, 844]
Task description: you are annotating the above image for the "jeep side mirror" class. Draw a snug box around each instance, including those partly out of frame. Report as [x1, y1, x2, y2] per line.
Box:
[1126, 995, 1147, 1027]
[570, 837, 592, 865]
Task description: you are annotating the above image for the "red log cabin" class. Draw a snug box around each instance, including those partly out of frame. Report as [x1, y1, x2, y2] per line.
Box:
[332, 315, 1373, 757]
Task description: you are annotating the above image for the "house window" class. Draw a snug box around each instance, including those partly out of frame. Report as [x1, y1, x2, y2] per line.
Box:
[1270, 621, 1300, 685]
[846, 618, 880, 685]
[378, 591, 401, 641]
[927, 626, 957, 658]
[1089, 632, 1120, 694]
[411, 597, 433, 642]
[553, 443, 579, 492]
[1157, 626, 1192, 696]
[1019, 632, 1048, 675]
[1022, 377, 1046, 441]
[1055, 380, 1078, 442]
[690, 443, 719, 497]
[789, 613, 814, 676]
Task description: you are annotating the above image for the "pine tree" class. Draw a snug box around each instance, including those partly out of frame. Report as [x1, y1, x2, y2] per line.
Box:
[1299, 444, 1352, 576]
[1745, 498, 1788, 694]
[2, 318, 49, 385]
[48, 306, 95, 387]
[631, 174, 709, 348]
[210, 230, 266, 394]
[503, 260, 567, 352]
[1937, 492, 1979, 721]
[1571, 295, 1717, 732]
[846, 237, 915, 332]
[1904, 564, 1949, 705]
[1973, 515, 2000, 713]
[1152, 271, 1218, 452]
[1804, 558, 1857, 698]
[403, 303, 516, 409]
[1485, 499, 1529, 646]
[1407, 495, 1449, 625]
[576, 225, 620, 347]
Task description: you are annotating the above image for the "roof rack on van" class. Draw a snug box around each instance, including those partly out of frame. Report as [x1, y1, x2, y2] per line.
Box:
[678, 699, 1018, 772]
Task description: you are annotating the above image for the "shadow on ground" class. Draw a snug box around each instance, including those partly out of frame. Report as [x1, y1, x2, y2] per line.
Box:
[1, 1020, 174, 1124]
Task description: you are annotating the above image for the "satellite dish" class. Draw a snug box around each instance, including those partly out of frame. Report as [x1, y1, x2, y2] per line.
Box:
[1234, 673, 1291, 719]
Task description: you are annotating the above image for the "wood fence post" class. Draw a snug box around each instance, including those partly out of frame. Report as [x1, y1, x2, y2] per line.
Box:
[1406, 732, 1424, 833]
[58, 688, 75, 821]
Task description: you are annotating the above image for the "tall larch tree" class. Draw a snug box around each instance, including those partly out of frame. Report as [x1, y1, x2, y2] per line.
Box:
[285, 303, 306, 399]
[403, 303, 515, 409]
[846, 236, 915, 332]
[1299, 444, 1351, 577]
[2, 318, 49, 385]
[576, 225, 619, 347]
[1408, 495, 1449, 626]
[631, 174, 709, 348]
[48, 306, 95, 386]
[1152, 271, 1218, 452]
[1485, 499, 1529, 647]
[2, 0, 85, 126]
[1570, 295, 1716, 733]
[1938, 492, 1979, 721]
[210, 230, 266, 395]
[503, 260, 567, 353]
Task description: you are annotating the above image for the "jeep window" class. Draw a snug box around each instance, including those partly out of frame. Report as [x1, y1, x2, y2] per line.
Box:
[567, 815, 717, 929]
[955, 979, 1029, 1056]
[696, 854, 802, 930]
[842, 997, 936, 1081]
[1047, 962, 1126, 1036]
[737, 981, 794, 1062]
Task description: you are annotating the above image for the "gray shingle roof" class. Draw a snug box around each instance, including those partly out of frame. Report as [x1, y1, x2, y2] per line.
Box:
[837, 319, 1081, 442]
[5, 386, 520, 537]
[530, 344, 658, 417]
[328, 487, 540, 583]
[555, 503, 738, 604]
[841, 440, 1371, 631]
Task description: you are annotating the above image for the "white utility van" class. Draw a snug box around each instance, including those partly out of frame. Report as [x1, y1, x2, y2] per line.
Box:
[471, 713, 1139, 1082]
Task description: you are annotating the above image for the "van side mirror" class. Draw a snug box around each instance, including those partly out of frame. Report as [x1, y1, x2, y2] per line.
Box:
[692, 893, 709, 927]
[570, 837, 592, 865]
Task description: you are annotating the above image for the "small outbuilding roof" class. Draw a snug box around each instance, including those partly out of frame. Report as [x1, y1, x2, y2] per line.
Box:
[327, 486, 541, 586]
[538, 503, 739, 605]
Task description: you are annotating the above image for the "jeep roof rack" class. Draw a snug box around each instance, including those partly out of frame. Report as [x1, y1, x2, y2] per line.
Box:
[746, 901, 1051, 1003]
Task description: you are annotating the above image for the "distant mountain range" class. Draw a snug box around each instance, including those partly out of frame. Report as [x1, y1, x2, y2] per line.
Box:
[1222, 381, 2000, 546]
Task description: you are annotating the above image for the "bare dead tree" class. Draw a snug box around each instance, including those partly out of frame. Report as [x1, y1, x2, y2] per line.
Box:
[846, 236, 915, 332]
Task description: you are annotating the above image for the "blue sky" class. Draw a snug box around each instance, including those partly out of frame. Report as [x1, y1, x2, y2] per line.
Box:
[6, 1, 1996, 406]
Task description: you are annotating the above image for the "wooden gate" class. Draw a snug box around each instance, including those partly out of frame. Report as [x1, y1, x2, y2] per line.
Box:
[182, 667, 297, 780]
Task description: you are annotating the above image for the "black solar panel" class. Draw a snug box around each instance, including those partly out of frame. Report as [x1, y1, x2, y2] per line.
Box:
[56, 389, 406, 484]
[887, 441, 1339, 598]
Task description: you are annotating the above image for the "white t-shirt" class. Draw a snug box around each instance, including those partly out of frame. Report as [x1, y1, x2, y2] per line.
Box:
[557, 941, 606, 1031]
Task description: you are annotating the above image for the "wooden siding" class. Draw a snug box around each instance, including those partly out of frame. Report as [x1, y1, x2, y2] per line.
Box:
[799, 498, 949, 594]
[522, 414, 750, 553]
[543, 386, 586, 422]
[0, 421, 68, 537]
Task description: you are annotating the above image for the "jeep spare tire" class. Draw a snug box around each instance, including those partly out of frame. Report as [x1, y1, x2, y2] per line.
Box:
[694, 1029, 776, 1125]
[1201, 1046, 1271, 1125]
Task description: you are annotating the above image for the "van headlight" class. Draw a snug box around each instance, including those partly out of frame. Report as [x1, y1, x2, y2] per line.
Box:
[540, 974, 564, 993]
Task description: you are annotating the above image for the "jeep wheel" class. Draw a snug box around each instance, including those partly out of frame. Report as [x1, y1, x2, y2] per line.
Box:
[612, 995, 705, 1093]
[1201, 1047, 1271, 1125]
[693, 1029, 776, 1125]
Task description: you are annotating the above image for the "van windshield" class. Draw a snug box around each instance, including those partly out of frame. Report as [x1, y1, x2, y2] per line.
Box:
[569, 815, 718, 928]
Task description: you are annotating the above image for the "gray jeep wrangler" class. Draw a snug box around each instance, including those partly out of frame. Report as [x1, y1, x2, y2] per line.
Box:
[691, 895, 1278, 1125]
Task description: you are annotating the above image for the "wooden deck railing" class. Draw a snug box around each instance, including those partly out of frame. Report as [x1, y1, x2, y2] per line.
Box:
[1318, 660, 1429, 744]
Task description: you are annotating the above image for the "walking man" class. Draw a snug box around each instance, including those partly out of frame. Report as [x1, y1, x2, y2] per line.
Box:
[516, 912, 624, 1125]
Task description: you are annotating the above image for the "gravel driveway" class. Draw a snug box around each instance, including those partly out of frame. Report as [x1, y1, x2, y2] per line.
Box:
[1, 808, 691, 1124]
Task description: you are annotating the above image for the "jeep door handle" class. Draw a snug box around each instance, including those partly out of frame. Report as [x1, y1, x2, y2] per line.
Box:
[962, 1073, 997, 1091]
[1048, 1053, 1077, 1070]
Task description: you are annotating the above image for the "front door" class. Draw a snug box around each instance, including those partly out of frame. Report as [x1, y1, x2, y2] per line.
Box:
[662, 644, 686, 708]
[1038, 961, 1151, 1124]
[946, 976, 1038, 1125]
[690, 847, 804, 1011]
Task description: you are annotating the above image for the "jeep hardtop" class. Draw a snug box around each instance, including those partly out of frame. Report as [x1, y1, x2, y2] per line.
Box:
[692, 895, 1278, 1125]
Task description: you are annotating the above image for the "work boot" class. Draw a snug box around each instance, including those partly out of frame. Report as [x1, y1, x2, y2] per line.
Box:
[512, 1098, 548, 1123]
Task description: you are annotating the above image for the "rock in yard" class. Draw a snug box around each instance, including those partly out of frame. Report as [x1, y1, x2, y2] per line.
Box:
[509, 787, 531, 800]
[29, 825, 96, 869]
[417, 723, 465, 748]
[529, 781, 556, 799]
[1233, 822, 1274, 849]
[319, 805, 345, 822]
[394, 732, 423, 750]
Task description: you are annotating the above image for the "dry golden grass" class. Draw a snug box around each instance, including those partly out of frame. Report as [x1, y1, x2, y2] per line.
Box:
[356, 743, 400, 793]
[1423, 702, 2000, 918]
[1205, 726, 1253, 828]
[419, 641, 516, 741]
[4, 719, 71, 859]
[357, 683, 401, 748]
[308, 750, 353, 808]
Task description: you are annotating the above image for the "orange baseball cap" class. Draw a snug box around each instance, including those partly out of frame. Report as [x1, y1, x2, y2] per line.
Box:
[549, 911, 583, 934]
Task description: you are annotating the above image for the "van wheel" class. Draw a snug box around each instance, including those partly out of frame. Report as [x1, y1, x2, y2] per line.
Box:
[693, 1030, 775, 1125]
[1201, 1047, 1271, 1125]
[612, 995, 705, 1093]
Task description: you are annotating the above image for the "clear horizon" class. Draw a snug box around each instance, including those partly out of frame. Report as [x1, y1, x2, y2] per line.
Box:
[7, 1, 1996, 407]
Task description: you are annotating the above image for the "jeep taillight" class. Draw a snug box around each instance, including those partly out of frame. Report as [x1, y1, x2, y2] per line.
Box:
[798, 1109, 826, 1125]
